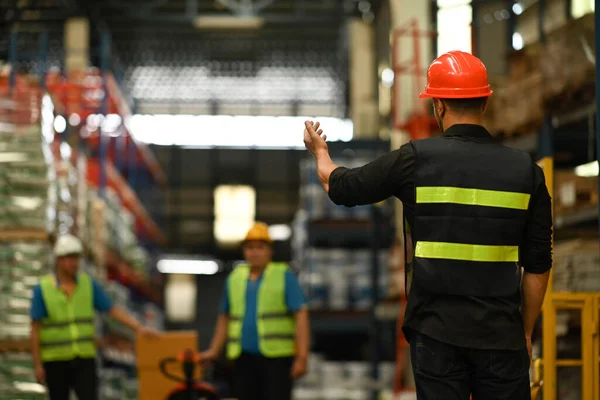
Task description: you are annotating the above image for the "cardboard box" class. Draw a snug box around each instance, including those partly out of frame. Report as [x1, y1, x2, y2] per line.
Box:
[136, 331, 200, 400]
[555, 171, 598, 214]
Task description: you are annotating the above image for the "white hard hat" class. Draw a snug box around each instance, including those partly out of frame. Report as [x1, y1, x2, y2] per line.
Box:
[53, 234, 83, 257]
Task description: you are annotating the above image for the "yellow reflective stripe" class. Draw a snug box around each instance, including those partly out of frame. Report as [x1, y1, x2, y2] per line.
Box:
[416, 187, 530, 210]
[415, 241, 519, 262]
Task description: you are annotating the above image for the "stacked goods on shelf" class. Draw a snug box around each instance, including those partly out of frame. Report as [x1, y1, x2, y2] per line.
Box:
[74, 152, 89, 242]
[488, 48, 543, 137]
[0, 126, 55, 232]
[300, 248, 389, 310]
[99, 368, 138, 400]
[0, 84, 52, 399]
[0, 242, 52, 340]
[293, 353, 396, 400]
[553, 239, 600, 293]
[0, 353, 46, 400]
[52, 145, 79, 235]
[487, 12, 595, 136]
[85, 188, 108, 271]
[105, 187, 124, 254]
[540, 13, 595, 106]
[554, 171, 598, 216]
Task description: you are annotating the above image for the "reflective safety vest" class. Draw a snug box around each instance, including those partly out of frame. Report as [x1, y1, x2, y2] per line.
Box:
[39, 273, 97, 362]
[226, 262, 296, 360]
[408, 136, 533, 298]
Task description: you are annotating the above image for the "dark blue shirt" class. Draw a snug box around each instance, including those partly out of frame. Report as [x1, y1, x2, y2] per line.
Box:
[219, 270, 306, 355]
[30, 278, 114, 321]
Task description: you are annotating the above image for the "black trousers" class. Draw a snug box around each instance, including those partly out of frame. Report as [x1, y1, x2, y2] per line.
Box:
[410, 332, 530, 400]
[44, 357, 98, 400]
[232, 353, 294, 400]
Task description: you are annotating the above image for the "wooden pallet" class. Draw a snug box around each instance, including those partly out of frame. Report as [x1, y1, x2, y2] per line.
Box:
[0, 338, 31, 353]
[0, 228, 49, 242]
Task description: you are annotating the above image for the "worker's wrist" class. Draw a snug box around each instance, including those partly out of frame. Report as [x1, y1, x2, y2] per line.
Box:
[314, 148, 330, 161]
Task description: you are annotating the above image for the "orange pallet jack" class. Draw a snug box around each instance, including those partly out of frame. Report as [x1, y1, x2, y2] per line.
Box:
[161, 349, 220, 400]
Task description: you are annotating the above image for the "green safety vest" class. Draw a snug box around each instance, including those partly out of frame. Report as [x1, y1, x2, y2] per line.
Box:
[226, 262, 296, 360]
[39, 273, 97, 362]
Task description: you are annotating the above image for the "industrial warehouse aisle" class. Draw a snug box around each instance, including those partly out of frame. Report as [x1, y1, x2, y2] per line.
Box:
[0, 0, 598, 399]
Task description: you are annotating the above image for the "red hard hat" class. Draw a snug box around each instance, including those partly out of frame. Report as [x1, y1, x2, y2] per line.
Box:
[419, 50, 493, 99]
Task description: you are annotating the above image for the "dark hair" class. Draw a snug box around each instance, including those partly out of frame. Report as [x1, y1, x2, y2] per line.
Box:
[442, 97, 487, 112]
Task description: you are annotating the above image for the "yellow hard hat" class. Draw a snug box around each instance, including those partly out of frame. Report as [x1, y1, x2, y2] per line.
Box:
[243, 222, 273, 244]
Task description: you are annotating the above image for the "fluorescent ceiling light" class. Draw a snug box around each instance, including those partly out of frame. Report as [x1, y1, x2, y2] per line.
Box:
[129, 114, 353, 148]
[574, 161, 599, 177]
[193, 15, 264, 30]
[157, 259, 220, 275]
[269, 224, 292, 241]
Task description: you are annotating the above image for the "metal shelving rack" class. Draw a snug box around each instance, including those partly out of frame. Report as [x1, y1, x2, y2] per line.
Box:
[4, 28, 168, 388]
[299, 139, 396, 400]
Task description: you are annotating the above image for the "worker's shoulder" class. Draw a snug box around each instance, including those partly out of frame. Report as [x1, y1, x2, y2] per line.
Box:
[496, 142, 537, 163]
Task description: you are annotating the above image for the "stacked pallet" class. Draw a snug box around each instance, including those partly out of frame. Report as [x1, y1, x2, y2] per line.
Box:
[488, 49, 544, 137]
[487, 12, 595, 137]
[540, 13, 596, 111]
[0, 85, 51, 399]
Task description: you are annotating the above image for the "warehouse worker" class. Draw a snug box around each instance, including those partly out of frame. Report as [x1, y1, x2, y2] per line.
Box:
[30, 234, 158, 400]
[303, 50, 552, 400]
[201, 222, 310, 400]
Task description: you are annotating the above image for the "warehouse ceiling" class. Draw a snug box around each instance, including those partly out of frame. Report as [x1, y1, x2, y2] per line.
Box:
[1, 0, 383, 257]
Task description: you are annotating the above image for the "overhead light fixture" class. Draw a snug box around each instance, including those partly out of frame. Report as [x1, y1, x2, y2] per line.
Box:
[512, 2, 523, 15]
[574, 161, 599, 177]
[129, 115, 353, 148]
[157, 259, 220, 275]
[193, 15, 264, 30]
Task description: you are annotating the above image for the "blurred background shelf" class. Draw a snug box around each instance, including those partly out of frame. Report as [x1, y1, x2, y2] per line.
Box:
[555, 206, 598, 229]
[311, 310, 371, 333]
[307, 219, 394, 248]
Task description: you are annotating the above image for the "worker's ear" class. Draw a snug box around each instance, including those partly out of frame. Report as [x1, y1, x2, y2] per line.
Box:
[434, 99, 446, 119]
[481, 97, 489, 113]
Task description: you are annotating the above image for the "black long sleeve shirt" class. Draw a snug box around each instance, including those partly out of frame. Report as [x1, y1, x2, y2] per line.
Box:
[328, 124, 553, 350]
